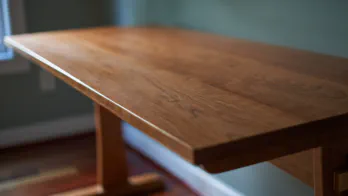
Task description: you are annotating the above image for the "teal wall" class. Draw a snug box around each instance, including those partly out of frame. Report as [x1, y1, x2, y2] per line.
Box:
[123, 0, 348, 58]
[0, 0, 106, 129]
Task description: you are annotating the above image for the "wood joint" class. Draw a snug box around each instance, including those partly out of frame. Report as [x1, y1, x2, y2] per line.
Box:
[335, 169, 348, 194]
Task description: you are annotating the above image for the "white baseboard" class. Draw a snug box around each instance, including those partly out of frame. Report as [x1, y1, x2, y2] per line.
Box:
[122, 122, 240, 196]
[0, 114, 95, 147]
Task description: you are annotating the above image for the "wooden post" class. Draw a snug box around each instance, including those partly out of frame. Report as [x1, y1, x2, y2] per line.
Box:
[95, 104, 129, 190]
[314, 145, 348, 196]
[54, 104, 164, 196]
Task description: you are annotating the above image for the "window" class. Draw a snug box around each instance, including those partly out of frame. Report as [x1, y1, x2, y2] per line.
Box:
[0, 0, 12, 60]
[0, 0, 29, 75]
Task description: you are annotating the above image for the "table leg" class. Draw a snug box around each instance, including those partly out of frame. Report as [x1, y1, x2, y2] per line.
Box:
[53, 104, 164, 196]
[314, 145, 348, 196]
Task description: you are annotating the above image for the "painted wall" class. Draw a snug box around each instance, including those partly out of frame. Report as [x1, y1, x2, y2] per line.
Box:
[146, 0, 348, 58]
[114, 0, 348, 195]
[0, 0, 105, 129]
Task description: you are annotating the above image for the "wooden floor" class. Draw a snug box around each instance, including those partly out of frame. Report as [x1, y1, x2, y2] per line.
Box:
[0, 133, 197, 196]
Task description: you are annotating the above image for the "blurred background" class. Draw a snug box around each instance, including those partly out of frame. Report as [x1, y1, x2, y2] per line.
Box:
[1, 0, 348, 195]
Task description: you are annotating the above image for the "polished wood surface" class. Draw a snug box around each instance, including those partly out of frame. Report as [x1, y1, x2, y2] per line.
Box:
[5, 27, 348, 171]
[0, 133, 196, 196]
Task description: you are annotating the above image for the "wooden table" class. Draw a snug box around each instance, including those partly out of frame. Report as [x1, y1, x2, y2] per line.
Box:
[5, 26, 348, 196]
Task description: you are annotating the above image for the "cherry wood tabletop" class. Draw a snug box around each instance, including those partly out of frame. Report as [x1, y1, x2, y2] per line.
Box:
[5, 26, 348, 173]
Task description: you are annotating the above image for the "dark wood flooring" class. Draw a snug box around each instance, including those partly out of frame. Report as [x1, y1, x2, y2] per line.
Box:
[0, 133, 197, 196]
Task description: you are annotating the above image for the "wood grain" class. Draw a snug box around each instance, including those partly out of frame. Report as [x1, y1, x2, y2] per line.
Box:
[5, 27, 348, 172]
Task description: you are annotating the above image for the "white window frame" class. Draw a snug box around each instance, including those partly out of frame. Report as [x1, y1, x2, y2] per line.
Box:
[0, 0, 30, 75]
[0, 0, 12, 60]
